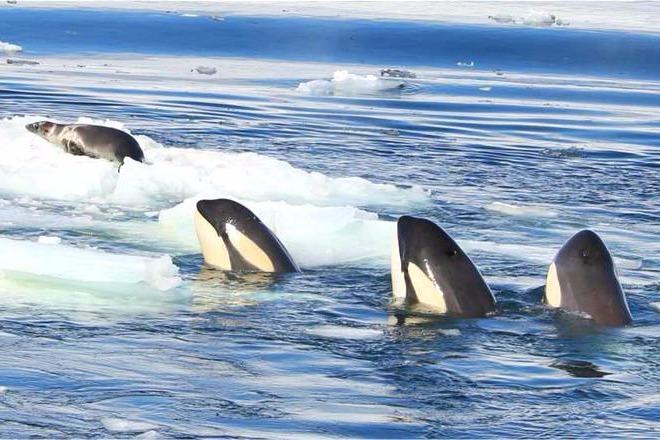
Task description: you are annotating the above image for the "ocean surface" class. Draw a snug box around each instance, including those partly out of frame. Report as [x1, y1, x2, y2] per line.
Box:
[0, 5, 659, 438]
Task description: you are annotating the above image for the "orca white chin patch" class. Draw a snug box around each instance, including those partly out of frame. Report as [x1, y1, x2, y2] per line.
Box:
[194, 210, 231, 270]
[407, 261, 447, 313]
[390, 232, 406, 300]
[225, 223, 275, 272]
[545, 262, 562, 307]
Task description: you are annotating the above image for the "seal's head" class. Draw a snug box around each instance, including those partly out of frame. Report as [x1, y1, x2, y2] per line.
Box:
[25, 121, 59, 141]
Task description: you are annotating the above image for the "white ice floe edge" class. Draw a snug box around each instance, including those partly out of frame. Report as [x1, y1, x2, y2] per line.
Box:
[0, 237, 182, 291]
[16, 1, 660, 33]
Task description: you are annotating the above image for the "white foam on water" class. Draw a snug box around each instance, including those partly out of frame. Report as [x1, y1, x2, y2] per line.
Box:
[0, 237, 181, 291]
[0, 40, 22, 52]
[0, 115, 427, 209]
[0, 386, 7, 394]
[485, 201, 558, 218]
[306, 325, 382, 339]
[159, 197, 396, 267]
[297, 70, 404, 96]
[100, 417, 158, 433]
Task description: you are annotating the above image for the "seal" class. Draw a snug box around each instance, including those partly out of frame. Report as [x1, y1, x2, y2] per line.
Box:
[25, 121, 145, 165]
[545, 230, 632, 326]
[391, 215, 496, 317]
[194, 198, 300, 273]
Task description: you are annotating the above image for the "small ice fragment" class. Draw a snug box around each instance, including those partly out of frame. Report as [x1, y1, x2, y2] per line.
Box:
[6, 58, 39, 66]
[37, 236, 62, 245]
[440, 329, 461, 336]
[488, 14, 515, 24]
[297, 70, 404, 96]
[136, 431, 163, 440]
[0, 386, 7, 394]
[194, 66, 217, 75]
[479, 86, 492, 91]
[101, 417, 157, 433]
[296, 79, 333, 95]
[488, 12, 565, 27]
[181, 13, 199, 18]
[650, 302, 660, 313]
[485, 201, 557, 218]
[0, 41, 22, 53]
[457, 61, 474, 67]
[380, 68, 416, 78]
[211, 15, 224, 21]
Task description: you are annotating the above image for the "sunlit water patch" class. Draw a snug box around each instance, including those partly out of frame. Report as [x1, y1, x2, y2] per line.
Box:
[0, 5, 658, 438]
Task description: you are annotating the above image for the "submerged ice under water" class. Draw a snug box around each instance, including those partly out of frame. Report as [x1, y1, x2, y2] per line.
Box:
[0, 5, 659, 439]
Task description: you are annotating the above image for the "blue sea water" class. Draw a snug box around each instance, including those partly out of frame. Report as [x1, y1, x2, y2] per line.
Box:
[0, 6, 659, 438]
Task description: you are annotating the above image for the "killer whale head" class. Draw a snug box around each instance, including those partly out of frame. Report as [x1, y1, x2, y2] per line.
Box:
[391, 215, 496, 317]
[194, 198, 300, 273]
[545, 229, 632, 326]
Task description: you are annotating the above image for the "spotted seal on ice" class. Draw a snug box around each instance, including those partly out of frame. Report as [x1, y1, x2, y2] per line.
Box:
[25, 121, 145, 165]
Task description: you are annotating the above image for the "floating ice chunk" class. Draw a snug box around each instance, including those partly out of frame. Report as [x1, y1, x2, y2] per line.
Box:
[479, 86, 492, 92]
[297, 70, 404, 96]
[0, 40, 21, 52]
[0, 237, 181, 291]
[297, 79, 334, 95]
[457, 61, 474, 67]
[488, 14, 516, 24]
[101, 417, 158, 433]
[380, 68, 416, 78]
[439, 329, 461, 336]
[194, 65, 217, 75]
[1, 115, 427, 209]
[522, 12, 558, 26]
[488, 12, 568, 27]
[0, 386, 6, 394]
[485, 201, 558, 218]
[6, 58, 39, 66]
